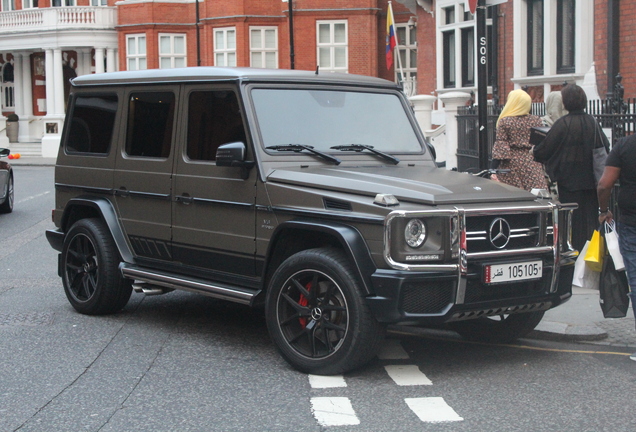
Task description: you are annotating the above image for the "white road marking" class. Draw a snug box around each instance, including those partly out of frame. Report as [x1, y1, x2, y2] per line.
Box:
[405, 397, 464, 423]
[310, 397, 360, 426]
[308, 374, 347, 388]
[16, 191, 50, 204]
[377, 339, 410, 360]
[384, 365, 433, 386]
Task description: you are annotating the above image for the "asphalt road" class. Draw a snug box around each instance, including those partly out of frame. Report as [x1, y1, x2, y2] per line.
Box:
[1, 166, 636, 432]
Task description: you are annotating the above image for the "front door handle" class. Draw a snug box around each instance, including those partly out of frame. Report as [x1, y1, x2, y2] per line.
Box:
[176, 194, 193, 205]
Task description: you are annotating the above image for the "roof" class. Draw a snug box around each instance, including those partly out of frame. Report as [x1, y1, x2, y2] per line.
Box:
[71, 67, 398, 89]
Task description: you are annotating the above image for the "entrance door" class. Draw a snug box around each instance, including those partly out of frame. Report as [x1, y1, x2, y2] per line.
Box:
[113, 87, 179, 262]
[172, 86, 257, 278]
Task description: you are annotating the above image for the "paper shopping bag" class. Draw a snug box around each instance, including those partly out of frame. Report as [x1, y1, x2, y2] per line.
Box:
[572, 240, 600, 289]
[604, 221, 625, 271]
[599, 254, 629, 318]
[584, 228, 604, 272]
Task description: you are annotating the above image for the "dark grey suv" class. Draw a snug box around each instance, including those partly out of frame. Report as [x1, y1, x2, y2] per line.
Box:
[46, 68, 577, 374]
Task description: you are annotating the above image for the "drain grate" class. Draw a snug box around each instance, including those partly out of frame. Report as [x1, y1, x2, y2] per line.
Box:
[0, 312, 55, 326]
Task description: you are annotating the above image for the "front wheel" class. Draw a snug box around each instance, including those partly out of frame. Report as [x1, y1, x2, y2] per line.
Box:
[61, 218, 132, 315]
[0, 175, 13, 214]
[266, 248, 385, 375]
[449, 311, 545, 343]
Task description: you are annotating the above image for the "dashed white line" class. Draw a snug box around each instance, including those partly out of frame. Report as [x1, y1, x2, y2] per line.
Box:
[405, 397, 464, 423]
[310, 397, 360, 426]
[384, 365, 433, 386]
[16, 191, 50, 204]
[308, 374, 347, 388]
[377, 339, 410, 360]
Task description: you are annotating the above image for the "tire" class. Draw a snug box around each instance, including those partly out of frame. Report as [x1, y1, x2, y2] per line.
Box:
[0, 175, 13, 214]
[449, 311, 545, 343]
[266, 248, 385, 375]
[61, 218, 132, 315]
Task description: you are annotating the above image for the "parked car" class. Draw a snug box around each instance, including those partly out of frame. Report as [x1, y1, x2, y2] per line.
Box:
[0, 148, 13, 213]
[46, 68, 578, 375]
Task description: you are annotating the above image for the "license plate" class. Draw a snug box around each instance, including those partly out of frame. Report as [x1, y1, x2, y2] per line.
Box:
[484, 260, 543, 284]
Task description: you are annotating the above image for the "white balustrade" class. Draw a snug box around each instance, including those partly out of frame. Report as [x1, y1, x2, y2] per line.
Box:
[0, 7, 115, 33]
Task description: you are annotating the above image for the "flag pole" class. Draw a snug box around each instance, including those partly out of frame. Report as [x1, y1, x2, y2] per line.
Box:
[388, 2, 405, 84]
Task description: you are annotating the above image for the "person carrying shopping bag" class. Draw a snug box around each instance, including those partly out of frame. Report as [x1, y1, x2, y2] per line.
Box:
[597, 133, 636, 362]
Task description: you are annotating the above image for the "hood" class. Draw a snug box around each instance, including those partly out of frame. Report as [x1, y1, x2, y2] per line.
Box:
[266, 165, 536, 205]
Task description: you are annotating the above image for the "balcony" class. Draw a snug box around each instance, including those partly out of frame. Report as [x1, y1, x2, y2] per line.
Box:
[0, 7, 116, 35]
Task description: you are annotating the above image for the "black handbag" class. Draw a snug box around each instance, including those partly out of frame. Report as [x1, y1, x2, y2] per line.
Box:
[529, 126, 550, 146]
[599, 254, 630, 318]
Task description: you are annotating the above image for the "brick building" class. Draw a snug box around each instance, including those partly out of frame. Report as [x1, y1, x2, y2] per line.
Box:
[0, 0, 634, 157]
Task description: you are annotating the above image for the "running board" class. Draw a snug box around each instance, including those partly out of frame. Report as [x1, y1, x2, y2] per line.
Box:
[119, 263, 258, 306]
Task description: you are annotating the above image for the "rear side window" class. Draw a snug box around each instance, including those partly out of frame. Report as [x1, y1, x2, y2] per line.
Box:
[66, 94, 118, 154]
[187, 90, 246, 161]
[125, 92, 175, 158]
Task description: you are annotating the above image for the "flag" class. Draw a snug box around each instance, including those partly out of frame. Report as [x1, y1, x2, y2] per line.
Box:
[385, 2, 397, 70]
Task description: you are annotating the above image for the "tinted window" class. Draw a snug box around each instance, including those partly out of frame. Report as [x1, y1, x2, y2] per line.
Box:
[66, 94, 118, 154]
[125, 92, 175, 158]
[187, 90, 245, 161]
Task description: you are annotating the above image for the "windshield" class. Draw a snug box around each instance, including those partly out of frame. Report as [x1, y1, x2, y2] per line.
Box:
[251, 88, 423, 154]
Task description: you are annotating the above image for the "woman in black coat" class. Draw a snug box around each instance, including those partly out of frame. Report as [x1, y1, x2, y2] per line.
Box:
[533, 84, 610, 251]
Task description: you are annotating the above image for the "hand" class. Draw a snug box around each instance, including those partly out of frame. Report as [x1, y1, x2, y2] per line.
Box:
[598, 210, 613, 224]
[490, 174, 499, 182]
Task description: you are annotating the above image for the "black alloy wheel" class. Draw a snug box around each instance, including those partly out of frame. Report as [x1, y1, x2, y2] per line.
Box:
[0, 175, 13, 213]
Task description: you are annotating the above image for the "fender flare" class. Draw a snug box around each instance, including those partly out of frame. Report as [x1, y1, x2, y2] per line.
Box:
[61, 196, 135, 264]
[264, 220, 377, 295]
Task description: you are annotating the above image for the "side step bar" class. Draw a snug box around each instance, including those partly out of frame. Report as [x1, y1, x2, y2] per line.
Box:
[119, 263, 259, 306]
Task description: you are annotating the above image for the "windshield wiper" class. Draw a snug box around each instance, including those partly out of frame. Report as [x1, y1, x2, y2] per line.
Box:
[266, 144, 341, 165]
[330, 144, 400, 165]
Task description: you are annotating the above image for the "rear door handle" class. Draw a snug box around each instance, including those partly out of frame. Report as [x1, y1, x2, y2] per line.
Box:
[176, 194, 193, 205]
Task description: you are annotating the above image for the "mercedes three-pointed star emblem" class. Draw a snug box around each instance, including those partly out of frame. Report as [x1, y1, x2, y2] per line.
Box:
[489, 217, 511, 249]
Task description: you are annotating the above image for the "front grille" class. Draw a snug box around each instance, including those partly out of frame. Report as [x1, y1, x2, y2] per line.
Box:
[466, 213, 540, 252]
[401, 280, 454, 314]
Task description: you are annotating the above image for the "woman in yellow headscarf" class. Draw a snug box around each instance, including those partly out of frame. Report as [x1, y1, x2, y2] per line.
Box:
[491, 89, 546, 191]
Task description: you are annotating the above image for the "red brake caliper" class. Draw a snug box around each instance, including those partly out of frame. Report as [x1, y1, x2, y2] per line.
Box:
[298, 282, 311, 328]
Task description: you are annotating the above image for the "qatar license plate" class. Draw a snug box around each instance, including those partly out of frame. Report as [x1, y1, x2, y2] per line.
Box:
[484, 260, 543, 284]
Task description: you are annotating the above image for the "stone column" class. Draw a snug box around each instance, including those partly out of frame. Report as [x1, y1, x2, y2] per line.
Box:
[439, 91, 472, 171]
[106, 48, 116, 72]
[95, 48, 105, 73]
[18, 52, 34, 142]
[44, 49, 54, 115]
[12, 53, 23, 121]
[53, 49, 64, 116]
[41, 49, 66, 157]
[410, 95, 437, 132]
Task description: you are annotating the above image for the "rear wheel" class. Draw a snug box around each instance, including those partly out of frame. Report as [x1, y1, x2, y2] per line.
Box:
[266, 248, 385, 375]
[61, 218, 132, 315]
[449, 311, 545, 343]
[0, 175, 13, 214]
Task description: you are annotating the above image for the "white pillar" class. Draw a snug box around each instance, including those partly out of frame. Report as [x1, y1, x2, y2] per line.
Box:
[18, 52, 34, 142]
[410, 95, 437, 131]
[53, 49, 64, 116]
[45, 49, 54, 115]
[106, 48, 116, 72]
[439, 91, 473, 171]
[13, 53, 23, 120]
[95, 48, 105, 73]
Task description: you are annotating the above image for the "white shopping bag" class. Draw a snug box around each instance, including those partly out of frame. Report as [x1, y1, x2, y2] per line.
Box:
[572, 240, 600, 289]
[604, 221, 625, 271]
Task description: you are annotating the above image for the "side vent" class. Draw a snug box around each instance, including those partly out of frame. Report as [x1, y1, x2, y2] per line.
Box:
[323, 198, 352, 212]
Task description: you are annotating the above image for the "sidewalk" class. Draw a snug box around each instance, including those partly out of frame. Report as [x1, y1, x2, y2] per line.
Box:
[8, 156, 636, 349]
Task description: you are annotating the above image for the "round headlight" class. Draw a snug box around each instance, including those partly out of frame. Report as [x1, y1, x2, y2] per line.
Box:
[405, 219, 427, 248]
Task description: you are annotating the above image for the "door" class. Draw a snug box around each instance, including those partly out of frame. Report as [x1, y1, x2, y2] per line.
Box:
[172, 86, 257, 277]
[113, 87, 179, 261]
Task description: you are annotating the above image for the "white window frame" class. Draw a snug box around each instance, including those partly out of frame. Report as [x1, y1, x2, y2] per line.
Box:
[2, 0, 15, 11]
[91, 0, 108, 6]
[158, 33, 187, 69]
[126, 34, 147, 71]
[22, 0, 39, 9]
[250, 26, 278, 69]
[51, 0, 76, 6]
[512, 0, 592, 93]
[214, 27, 237, 67]
[316, 20, 348, 73]
[395, 23, 418, 95]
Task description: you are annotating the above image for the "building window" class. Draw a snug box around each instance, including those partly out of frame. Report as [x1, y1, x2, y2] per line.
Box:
[22, 0, 38, 8]
[395, 23, 417, 92]
[557, 0, 575, 74]
[51, 0, 76, 6]
[442, 31, 455, 88]
[91, 0, 108, 5]
[250, 27, 278, 69]
[317, 21, 348, 73]
[214, 28, 237, 67]
[127, 35, 147, 71]
[159, 34, 186, 69]
[527, 0, 544, 75]
[2, 0, 15, 11]
[461, 27, 475, 87]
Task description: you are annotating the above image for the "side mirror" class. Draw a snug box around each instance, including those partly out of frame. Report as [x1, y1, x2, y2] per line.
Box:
[216, 142, 255, 180]
[0, 148, 10, 157]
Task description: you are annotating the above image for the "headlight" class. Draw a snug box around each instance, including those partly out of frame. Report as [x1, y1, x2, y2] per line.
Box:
[405, 219, 427, 248]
